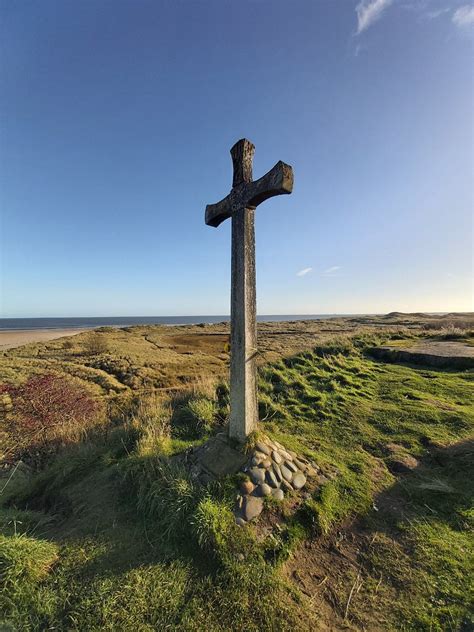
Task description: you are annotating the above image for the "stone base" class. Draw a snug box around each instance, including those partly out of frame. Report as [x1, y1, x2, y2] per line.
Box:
[234, 435, 321, 524]
[183, 432, 247, 485]
[181, 431, 325, 527]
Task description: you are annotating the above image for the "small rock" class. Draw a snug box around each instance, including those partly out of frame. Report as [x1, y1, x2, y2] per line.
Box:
[251, 453, 265, 467]
[243, 495, 264, 521]
[292, 473, 307, 490]
[281, 479, 293, 492]
[280, 450, 292, 461]
[272, 450, 283, 464]
[306, 465, 318, 477]
[240, 480, 255, 495]
[255, 441, 271, 456]
[272, 488, 284, 501]
[289, 450, 297, 459]
[266, 469, 279, 488]
[317, 474, 330, 485]
[257, 483, 272, 497]
[280, 464, 293, 482]
[235, 516, 247, 526]
[293, 458, 306, 471]
[285, 460, 298, 473]
[250, 468, 266, 484]
[261, 459, 272, 469]
[272, 463, 283, 482]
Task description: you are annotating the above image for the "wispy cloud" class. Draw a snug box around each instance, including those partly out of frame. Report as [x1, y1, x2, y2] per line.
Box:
[322, 266, 342, 277]
[425, 8, 450, 20]
[356, 0, 393, 34]
[296, 267, 312, 277]
[452, 5, 474, 27]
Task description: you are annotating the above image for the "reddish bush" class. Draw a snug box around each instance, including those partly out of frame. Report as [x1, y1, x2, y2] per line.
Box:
[0, 374, 101, 465]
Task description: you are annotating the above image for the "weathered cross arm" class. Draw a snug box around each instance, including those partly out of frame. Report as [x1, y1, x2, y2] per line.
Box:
[245, 160, 293, 208]
[205, 196, 231, 228]
[205, 160, 293, 228]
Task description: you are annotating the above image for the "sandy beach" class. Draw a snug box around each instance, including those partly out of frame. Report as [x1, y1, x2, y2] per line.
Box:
[0, 328, 86, 351]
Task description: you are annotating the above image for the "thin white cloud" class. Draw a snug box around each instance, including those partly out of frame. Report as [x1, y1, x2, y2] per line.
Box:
[296, 267, 312, 277]
[356, 0, 393, 34]
[425, 8, 450, 20]
[322, 266, 342, 276]
[452, 5, 474, 26]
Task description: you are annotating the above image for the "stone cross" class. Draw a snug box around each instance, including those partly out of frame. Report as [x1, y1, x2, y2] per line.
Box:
[205, 139, 293, 442]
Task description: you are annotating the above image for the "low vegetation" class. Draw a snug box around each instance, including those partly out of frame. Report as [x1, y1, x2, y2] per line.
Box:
[0, 321, 473, 630]
[0, 374, 104, 467]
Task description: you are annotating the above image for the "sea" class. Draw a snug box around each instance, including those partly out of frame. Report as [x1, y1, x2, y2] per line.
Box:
[0, 315, 360, 331]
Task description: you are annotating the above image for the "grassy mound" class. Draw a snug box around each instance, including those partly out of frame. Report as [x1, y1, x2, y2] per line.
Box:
[1, 334, 473, 630]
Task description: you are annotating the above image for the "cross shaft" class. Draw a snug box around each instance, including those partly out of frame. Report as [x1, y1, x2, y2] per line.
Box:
[205, 139, 293, 442]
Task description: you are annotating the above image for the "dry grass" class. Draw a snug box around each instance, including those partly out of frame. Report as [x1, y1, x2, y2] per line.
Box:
[132, 393, 172, 455]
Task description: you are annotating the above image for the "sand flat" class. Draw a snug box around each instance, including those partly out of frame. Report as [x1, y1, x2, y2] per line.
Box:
[0, 328, 86, 350]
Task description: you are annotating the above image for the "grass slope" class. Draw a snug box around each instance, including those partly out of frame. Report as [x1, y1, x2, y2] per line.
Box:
[1, 334, 473, 631]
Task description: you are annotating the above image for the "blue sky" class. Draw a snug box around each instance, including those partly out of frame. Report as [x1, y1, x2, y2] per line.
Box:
[1, 0, 473, 317]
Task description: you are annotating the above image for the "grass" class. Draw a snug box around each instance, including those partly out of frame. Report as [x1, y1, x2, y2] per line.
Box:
[360, 438, 474, 630]
[1, 328, 473, 630]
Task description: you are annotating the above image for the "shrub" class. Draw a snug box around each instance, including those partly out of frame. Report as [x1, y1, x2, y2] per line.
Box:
[0, 374, 102, 465]
[84, 332, 109, 355]
[436, 326, 468, 340]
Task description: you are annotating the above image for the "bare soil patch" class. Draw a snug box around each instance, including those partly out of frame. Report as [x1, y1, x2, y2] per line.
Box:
[166, 333, 230, 355]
